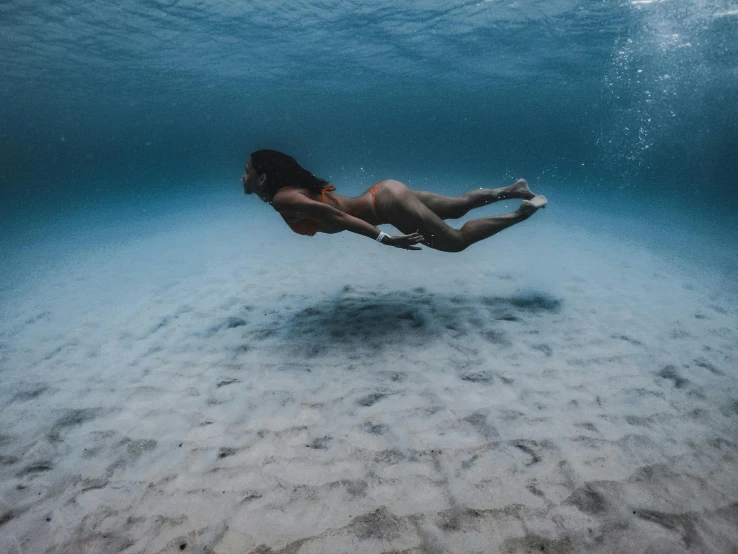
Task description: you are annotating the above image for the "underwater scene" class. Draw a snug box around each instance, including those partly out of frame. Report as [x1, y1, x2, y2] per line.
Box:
[1, 0, 737, 552]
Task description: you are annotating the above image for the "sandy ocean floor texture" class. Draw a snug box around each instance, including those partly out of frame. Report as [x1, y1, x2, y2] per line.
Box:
[1, 208, 737, 553]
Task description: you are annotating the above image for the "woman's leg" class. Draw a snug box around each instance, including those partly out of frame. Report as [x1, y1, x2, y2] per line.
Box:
[376, 180, 546, 253]
[458, 197, 546, 249]
[413, 179, 535, 220]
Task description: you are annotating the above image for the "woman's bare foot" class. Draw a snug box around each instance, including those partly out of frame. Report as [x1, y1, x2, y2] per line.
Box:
[508, 179, 536, 200]
[519, 194, 548, 216]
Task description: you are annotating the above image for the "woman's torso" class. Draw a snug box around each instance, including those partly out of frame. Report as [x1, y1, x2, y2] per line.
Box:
[276, 184, 381, 234]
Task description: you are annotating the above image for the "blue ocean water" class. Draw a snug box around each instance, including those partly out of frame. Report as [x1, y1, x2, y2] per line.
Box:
[1, 0, 736, 220]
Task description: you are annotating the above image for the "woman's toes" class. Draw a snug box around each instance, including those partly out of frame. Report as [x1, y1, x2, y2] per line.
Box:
[520, 195, 547, 214]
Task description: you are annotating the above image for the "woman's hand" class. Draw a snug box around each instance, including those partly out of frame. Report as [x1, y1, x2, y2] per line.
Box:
[383, 231, 425, 250]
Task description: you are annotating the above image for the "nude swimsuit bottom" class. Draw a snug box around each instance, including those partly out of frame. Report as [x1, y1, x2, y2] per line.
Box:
[281, 182, 382, 236]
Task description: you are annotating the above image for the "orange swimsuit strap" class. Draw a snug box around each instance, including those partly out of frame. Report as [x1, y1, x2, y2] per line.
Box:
[320, 184, 336, 204]
[280, 184, 335, 204]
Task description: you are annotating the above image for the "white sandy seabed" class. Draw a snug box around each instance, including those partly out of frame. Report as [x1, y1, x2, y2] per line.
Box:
[0, 194, 737, 554]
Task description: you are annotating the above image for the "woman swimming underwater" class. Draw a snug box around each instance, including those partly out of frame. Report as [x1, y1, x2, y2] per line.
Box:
[241, 149, 547, 252]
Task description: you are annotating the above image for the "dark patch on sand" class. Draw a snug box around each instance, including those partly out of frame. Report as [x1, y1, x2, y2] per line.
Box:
[250, 539, 310, 554]
[501, 533, 573, 554]
[349, 507, 403, 541]
[307, 436, 332, 450]
[625, 388, 664, 400]
[613, 334, 644, 345]
[564, 483, 608, 514]
[460, 372, 495, 384]
[396, 311, 424, 327]
[44, 342, 71, 361]
[495, 313, 521, 321]
[340, 479, 369, 497]
[461, 453, 481, 469]
[249, 546, 275, 554]
[375, 449, 405, 465]
[216, 377, 240, 387]
[0, 509, 19, 527]
[123, 438, 157, 456]
[206, 316, 248, 336]
[80, 478, 109, 492]
[277, 363, 311, 373]
[381, 371, 407, 383]
[361, 422, 389, 435]
[48, 407, 105, 441]
[657, 365, 689, 388]
[218, 447, 237, 458]
[499, 409, 526, 422]
[282, 289, 561, 357]
[463, 412, 487, 427]
[509, 292, 563, 312]
[226, 317, 247, 328]
[483, 329, 511, 345]
[527, 481, 546, 498]
[358, 392, 388, 407]
[693, 357, 723, 375]
[721, 400, 738, 418]
[671, 328, 690, 339]
[511, 440, 543, 466]
[251, 327, 277, 340]
[532, 343, 553, 356]
[634, 509, 701, 548]
[575, 422, 599, 433]
[24, 310, 51, 325]
[240, 491, 263, 503]
[11, 384, 48, 403]
[147, 316, 171, 336]
[464, 411, 498, 438]
[16, 460, 53, 477]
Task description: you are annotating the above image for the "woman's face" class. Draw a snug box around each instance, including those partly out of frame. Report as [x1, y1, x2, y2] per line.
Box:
[241, 157, 268, 200]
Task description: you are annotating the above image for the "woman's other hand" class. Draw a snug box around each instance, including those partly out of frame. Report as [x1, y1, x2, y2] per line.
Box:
[384, 231, 425, 250]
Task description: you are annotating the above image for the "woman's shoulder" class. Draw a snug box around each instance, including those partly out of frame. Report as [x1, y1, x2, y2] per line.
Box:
[272, 186, 312, 212]
[273, 186, 304, 199]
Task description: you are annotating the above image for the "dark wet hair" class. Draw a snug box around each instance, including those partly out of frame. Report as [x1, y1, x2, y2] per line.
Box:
[249, 149, 330, 197]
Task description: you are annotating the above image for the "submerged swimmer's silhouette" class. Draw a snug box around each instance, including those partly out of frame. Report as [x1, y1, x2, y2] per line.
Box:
[242, 149, 547, 252]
